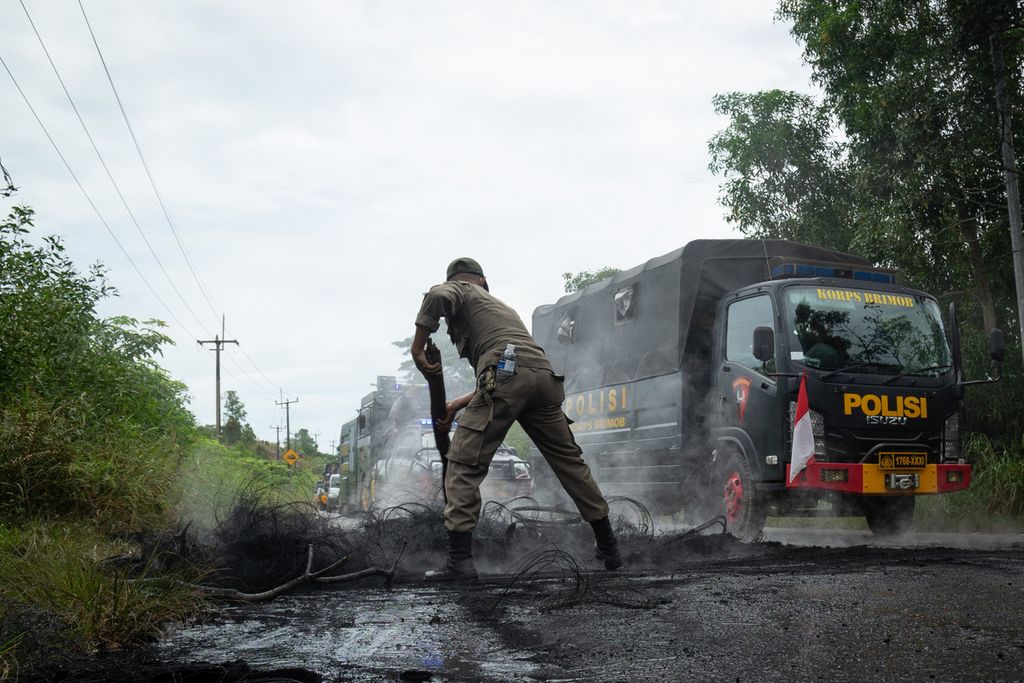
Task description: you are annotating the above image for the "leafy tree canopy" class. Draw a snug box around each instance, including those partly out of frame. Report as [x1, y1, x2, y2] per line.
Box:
[562, 267, 621, 293]
[291, 427, 319, 457]
[224, 390, 247, 424]
[393, 321, 476, 395]
[222, 389, 257, 447]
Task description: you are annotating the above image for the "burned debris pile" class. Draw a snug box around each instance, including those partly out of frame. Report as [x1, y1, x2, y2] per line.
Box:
[122, 492, 759, 603]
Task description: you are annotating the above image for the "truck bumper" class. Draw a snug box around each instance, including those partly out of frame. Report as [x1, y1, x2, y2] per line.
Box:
[785, 462, 971, 495]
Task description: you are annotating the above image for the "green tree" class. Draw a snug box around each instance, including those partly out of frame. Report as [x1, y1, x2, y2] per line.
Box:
[223, 390, 244, 445]
[708, 90, 854, 252]
[562, 267, 621, 293]
[292, 427, 319, 457]
[775, 0, 1019, 334]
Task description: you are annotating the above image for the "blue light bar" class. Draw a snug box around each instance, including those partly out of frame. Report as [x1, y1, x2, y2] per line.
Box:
[770, 262, 896, 284]
[418, 418, 460, 428]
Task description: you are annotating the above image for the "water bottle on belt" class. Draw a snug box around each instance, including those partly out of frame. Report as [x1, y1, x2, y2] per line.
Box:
[496, 343, 517, 376]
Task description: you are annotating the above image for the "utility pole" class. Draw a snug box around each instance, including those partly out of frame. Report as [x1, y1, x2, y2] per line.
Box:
[270, 425, 283, 460]
[313, 430, 321, 454]
[197, 316, 238, 440]
[992, 29, 1024, 364]
[276, 395, 298, 450]
[329, 439, 337, 455]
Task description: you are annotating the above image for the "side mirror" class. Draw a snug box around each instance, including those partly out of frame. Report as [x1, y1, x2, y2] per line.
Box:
[991, 328, 1005, 363]
[958, 322, 1004, 387]
[752, 326, 775, 362]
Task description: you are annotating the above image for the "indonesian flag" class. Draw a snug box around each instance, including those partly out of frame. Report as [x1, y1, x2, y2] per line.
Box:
[789, 372, 815, 482]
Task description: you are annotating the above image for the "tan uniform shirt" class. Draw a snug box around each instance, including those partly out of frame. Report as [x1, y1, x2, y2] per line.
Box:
[415, 281, 552, 375]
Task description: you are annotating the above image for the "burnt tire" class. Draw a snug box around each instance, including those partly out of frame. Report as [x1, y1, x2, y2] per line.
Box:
[862, 496, 915, 536]
[719, 452, 767, 542]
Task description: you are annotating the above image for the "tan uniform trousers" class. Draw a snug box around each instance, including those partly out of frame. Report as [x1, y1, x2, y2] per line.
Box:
[444, 366, 610, 532]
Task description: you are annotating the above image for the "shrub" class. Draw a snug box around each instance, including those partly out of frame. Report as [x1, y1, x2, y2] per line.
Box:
[966, 433, 1024, 518]
[0, 206, 193, 528]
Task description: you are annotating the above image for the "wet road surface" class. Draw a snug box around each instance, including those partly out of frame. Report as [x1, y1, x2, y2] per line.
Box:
[151, 529, 1024, 682]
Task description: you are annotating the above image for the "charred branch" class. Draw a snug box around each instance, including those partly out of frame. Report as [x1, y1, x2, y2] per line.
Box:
[140, 542, 406, 603]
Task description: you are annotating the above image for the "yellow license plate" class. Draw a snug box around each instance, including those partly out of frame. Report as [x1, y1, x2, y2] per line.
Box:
[879, 452, 927, 470]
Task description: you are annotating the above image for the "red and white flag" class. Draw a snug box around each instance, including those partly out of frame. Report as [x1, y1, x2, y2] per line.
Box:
[789, 372, 815, 482]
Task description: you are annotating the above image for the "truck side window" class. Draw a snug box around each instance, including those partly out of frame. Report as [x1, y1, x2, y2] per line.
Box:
[614, 285, 637, 322]
[726, 295, 775, 373]
[557, 309, 576, 343]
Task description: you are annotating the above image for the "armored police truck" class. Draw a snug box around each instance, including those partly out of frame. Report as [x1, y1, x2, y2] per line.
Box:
[532, 240, 1003, 538]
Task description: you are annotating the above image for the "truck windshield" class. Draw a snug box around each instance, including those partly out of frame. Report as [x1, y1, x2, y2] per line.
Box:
[783, 286, 951, 376]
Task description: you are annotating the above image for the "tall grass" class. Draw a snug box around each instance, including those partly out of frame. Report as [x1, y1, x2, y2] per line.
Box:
[171, 438, 319, 533]
[0, 437, 319, 673]
[0, 522, 200, 672]
[915, 433, 1024, 532]
[964, 433, 1024, 518]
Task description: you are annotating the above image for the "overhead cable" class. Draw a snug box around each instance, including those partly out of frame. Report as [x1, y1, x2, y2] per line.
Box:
[77, 0, 221, 327]
[20, 0, 213, 337]
[0, 51, 198, 340]
[224, 353, 281, 402]
[238, 343, 281, 393]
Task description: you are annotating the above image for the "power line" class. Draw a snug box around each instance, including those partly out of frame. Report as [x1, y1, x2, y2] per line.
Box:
[77, 0, 221, 327]
[77, 3, 287, 387]
[223, 354, 280, 402]
[7, 9, 285, 418]
[219, 317, 278, 396]
[19, 0, 213, 337]
[237, 343, 281, 393]
[0, 51, 198, 339]
[221, 363, 278, 402]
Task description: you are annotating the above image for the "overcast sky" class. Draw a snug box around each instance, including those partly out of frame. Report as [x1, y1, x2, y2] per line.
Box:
[1, 1, 814, 450]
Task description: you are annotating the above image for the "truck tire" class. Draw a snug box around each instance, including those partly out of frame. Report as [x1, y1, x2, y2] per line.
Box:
[719, 451, 768, 542]
[862, 496, 915, 536]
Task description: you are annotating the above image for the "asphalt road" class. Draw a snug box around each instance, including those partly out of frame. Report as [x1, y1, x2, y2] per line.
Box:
[147, 528, 1024, 682]
[764, 525, 1024, 550]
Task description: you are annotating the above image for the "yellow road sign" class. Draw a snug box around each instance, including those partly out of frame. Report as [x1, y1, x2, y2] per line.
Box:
[283, 449, 298, 465]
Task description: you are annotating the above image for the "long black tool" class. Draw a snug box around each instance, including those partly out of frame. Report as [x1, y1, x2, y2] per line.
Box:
[424, 338, 450, 503]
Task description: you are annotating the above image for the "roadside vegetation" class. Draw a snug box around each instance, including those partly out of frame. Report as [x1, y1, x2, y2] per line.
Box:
[0, 205, 316, 676]
[915, 435, 1024, 532]
[174, 436, 319, 534]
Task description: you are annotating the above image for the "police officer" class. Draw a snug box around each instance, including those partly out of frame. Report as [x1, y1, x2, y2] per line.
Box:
[412, 257, 621, 580]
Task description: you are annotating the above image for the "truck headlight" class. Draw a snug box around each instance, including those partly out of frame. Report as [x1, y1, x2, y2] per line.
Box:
[942, 412, 961, 463]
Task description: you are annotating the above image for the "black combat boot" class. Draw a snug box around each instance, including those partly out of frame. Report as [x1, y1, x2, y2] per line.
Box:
[591, 517, 623, 570]
[424, 530, 478, 581]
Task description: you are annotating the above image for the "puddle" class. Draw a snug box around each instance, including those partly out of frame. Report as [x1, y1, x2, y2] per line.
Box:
[152, 586, 538, 681]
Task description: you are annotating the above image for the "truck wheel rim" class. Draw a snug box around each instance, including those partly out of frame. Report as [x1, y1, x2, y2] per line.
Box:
[724, 471, 744, 523]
